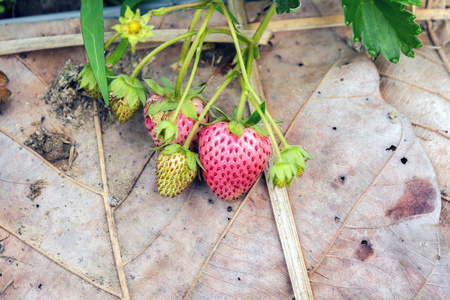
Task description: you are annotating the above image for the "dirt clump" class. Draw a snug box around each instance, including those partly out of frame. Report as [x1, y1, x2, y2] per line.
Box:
[24, 129, 77, 171]
[27, 179, 49, 201]
[38, 61, 109, 127]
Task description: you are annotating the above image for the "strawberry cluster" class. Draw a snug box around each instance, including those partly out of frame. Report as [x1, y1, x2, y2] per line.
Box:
[77, 1, 310, 201]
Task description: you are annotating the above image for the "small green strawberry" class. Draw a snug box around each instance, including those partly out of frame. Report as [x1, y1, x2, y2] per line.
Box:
[108, 74, 146, 123]
[268, 160, 298, 188]
[77, 63, 113, 100]
[156, 144, 199, 197]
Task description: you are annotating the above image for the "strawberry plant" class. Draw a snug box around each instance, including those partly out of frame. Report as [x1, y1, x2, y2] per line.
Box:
[79, 0, 423, 199]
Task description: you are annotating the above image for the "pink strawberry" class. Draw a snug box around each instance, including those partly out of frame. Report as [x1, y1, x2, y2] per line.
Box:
[199, 121, 272, 201]
[144, 95, 210, 150]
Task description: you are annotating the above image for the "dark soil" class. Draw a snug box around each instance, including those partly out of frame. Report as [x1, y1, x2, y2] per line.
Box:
[24, 129, 77, 171]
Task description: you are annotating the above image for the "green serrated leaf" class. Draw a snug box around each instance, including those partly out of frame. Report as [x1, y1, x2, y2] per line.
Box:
[181, 100, 199, 121]
[146, 98, 178, 116]
[274, 0, 301, 14]
[228, 120, 244, 137]
[161, 77, 174, 89]
[244, 102, 265, 127]
[343, 0, 422, 63]
[80, 0, 109, 106]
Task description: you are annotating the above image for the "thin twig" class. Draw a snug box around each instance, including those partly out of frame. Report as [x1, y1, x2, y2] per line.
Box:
[442, 194, 450, 202]
[379, 72, 450, 102]
[426, 20, 450, 74]
[0, 224, 121, 298]
[0, 128, 103, 196]
[411, 121, 450, 139]
[0, 280, 13, 299]
[93, 105, 130, 300]
[415, 50, 444, 65]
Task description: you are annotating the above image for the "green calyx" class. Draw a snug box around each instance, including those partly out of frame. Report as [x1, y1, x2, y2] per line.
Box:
[161, 143, 203, 172]
[268, 159, 298, 188]
[77, 63, 113, 99]
[222, 101, 271, 137]
[155, 120, 178, 144]
[144, 77, 206, 102]
[280, 145, 311, 177]
[109, 74, 146, 108]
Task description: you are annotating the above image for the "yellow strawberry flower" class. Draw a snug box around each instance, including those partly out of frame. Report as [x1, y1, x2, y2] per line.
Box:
[113, 6, 154, 53]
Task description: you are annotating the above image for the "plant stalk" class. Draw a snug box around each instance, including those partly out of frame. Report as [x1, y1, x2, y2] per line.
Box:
[128, 31, 198, 82]
[170, 31, 207, 124]
[178, 8, 204, 67]
[183, 75, 233, 149]
[175, 4, 216, 99]
[221, 2, 289, 148]
[104, 31, 122, 50]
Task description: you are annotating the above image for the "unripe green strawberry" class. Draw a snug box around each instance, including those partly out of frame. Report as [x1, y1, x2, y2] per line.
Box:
[108, 74, 146, 123]
[109, 93, 142, 124]
[156, 144, 198, 197]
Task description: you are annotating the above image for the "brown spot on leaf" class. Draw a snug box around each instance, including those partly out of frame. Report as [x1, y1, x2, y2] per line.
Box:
[355, 240, 374, 261]
[385, 180, 436, 221]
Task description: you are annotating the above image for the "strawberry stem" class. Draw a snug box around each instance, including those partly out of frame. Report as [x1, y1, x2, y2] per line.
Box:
[235, 92, 247, 122]
[170, 31, 207, 124]
[178, 9, 204, 68]
[220, 2, 289, 149]
[183, 75, 234, 149]
[174, 4, 216, 99]
[245, 91, 282, 160]
[128, 31, 198, 82]
[104, 31, 122, 50]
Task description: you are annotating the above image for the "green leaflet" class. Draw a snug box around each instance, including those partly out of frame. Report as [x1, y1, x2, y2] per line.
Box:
[106, 39, 129, 66]
[274, 0, 301, 14]
[342, 0, 422, 63]
[80, 0, 109, 106]
[391, 0, 422, 5]
[146, 98, 178, 116]
[181, 100, 199, 121]
[244, 102, 265, 127]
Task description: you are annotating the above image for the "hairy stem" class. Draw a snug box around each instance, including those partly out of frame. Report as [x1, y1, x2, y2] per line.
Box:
[183, 75, 233, 149]
[175, 5, 216, 99]
[179, 9, 204, 67]
[235, 92, 247, 122]
[128, 31, 198, 82]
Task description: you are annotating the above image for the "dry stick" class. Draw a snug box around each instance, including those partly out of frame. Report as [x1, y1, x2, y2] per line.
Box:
[0, 224, 121, 298]
[228, 0, 313, 299]
[426, 20, 450, 74]
[0, 128, 102, 196]
[0, 29, 271, 56]
[0, 280, 13, 299]
[379, 72, 450, 102]
[411, 121, 450, 139]
[93, 106, 130, 300]
[442, 195, 450, 202]
[183, 176, 262, 298]
[113, 151, 156, 211]
[415, 50, 444, 65]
